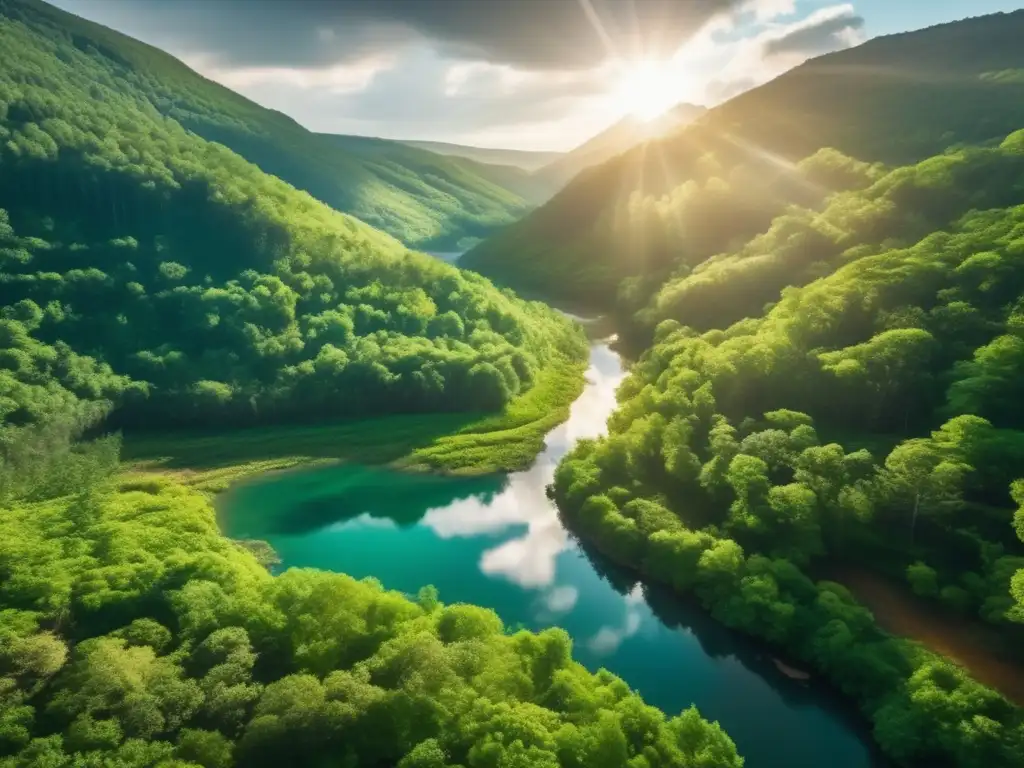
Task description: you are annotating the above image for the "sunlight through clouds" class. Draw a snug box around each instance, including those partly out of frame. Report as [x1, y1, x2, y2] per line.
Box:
[51, 0, 1018, 149]
[183, 53, 395, 94]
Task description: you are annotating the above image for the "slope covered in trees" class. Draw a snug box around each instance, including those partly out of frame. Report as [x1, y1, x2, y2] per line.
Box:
[550, 125, 1024, 766]
[3, 0, 546, 251]
[462, 10, 1024, 306]
[402, 140, 564, 173]
[0, 0, 588, 491]
[0, 437, 743, 767]
[0, 5, 741, 764]
[322, 134, 559, 215]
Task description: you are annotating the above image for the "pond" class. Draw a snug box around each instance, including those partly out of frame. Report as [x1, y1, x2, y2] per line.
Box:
[219, 334, 885, 768]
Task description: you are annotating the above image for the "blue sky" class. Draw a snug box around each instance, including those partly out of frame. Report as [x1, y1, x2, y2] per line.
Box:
[52, 0, 1024, 151]
[857, 0, 1022, 35]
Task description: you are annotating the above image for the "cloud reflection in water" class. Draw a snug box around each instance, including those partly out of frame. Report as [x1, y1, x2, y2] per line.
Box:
[420, 339, 625, 589]
[587, 584, 646, 655]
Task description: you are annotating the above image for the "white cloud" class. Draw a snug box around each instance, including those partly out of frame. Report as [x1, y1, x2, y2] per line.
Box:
[698, 3, 866, 105]
[744, 0, 798, 22]
[184, 53, 395, 94]
[479, 519, 568, 588]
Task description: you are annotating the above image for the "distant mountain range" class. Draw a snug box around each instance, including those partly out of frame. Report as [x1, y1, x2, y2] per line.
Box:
[320, 134, 559, 215]
[536, 103, 708, 188]
[400, 104, 709, 199]
[401, 141, 565, 172]
[463, 9, 1024, 303]
[10, 0, 560, 251]
[12, 0, 721, 255]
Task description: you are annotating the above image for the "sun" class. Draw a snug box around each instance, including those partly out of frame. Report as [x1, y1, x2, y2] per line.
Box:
[613, 60, 689, 122]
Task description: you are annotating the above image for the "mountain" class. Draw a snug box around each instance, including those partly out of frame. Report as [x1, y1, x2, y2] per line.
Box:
[462, 10, 1024, 305]
[552, 127, 1024, 768]
[0, 0, 587, 472]
[5, 0, 548, 251]
[321, 133, 561, 214]
[402, 139, 564, 172]
[536, 103, 708, 188]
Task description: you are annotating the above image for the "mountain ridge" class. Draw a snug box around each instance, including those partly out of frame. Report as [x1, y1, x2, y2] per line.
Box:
[536, 102, 708, 188]
[401, 139, 564, 172]
[462, 8, 1024, 303]
[4, 0, 544, 250]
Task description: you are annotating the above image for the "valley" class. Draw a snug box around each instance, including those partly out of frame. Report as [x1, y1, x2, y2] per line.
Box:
[217, 329, 885, 768]
[3, 1, 1024, 767]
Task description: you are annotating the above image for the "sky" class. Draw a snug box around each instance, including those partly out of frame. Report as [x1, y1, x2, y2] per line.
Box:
[51, 0, 1024, 151]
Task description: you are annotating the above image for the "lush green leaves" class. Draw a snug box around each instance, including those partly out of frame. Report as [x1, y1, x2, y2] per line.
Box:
[0, 474, 742, 768]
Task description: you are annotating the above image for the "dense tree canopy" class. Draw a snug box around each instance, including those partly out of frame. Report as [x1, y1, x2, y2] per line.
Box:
[496, 18, 1024, 763]
[0, 0, 587, 483]
[0, 0, 552, 252]
[550, 125, 1024, 766]
[0, 447, 742, 768]
[6, 1, 1024, 766]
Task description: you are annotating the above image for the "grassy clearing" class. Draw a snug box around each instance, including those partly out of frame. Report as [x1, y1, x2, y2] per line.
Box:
[123, 352, 587, 492]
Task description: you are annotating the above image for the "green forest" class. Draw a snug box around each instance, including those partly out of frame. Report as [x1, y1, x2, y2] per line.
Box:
[0, 2, 730, 766]
[0, 0, 591, 492]
[501, 13, 1024, 768]
[1, 0, 548, 252]
[0, 456, 742, 768]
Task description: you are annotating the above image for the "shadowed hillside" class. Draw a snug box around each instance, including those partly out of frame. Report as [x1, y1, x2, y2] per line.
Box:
[3, 0, 546, 250]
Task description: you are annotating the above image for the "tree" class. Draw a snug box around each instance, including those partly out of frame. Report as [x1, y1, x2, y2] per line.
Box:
[878, 438, 969, 544]
[766, 483, 823, 563]
[946, 335, 1024, 428]
[907, 562, 940, 597]
[1010, 480, 1024, 623]
[724, 454, 772, 534]
[819, 328, 937, 430]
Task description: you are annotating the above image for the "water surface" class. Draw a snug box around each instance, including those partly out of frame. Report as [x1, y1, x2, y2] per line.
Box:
[221, 338, 884, 768]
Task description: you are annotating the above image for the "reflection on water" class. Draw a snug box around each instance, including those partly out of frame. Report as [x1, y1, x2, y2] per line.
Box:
[220, 338, 886, 768]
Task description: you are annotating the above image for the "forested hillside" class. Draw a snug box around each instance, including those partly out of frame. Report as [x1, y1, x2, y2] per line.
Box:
[1, 0, 544, 251]
[401, 140, 564, 173]
[0, 0, 588, 498]
[0, 4, 740, 765]
[549, 111, 1024, 768]
[0, 448, 742, 767]
[463, 10, 1024, 305]
[322, 134, 558, 213]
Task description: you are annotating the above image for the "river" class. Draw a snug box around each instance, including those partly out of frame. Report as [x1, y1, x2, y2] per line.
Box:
[219, 330, 885, 768]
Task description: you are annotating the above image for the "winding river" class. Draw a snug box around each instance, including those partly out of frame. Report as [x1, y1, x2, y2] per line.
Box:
[220, 327, 886, 768]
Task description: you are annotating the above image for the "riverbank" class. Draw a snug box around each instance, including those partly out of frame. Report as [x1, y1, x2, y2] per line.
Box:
[122, 349, 586, 492]
[217, 335, 882, 768]
[828, 565, 1024, 705]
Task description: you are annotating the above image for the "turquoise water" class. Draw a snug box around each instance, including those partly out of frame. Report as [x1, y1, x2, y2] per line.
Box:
[220, 338, 884, 768]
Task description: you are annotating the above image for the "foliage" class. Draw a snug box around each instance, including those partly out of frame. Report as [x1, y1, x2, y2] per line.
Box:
[547, 119, 1024, 765]
[0, 468, 742, 768]
[123, 347, 587, 489]
[4, 0, 548, 251]
[0, 0, 588, 477]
